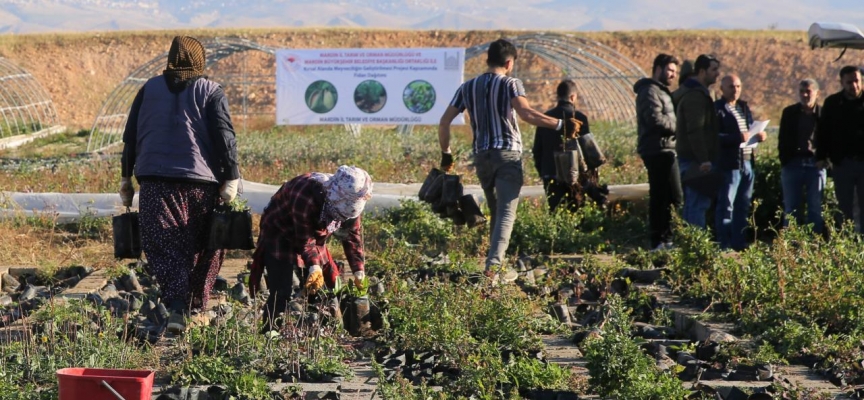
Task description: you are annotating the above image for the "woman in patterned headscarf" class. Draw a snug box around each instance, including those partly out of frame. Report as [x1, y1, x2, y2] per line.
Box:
[249, 165, 372, 331]
[119, 36, 241, 334]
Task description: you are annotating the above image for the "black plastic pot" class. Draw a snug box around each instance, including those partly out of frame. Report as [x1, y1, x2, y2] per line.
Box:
[458, 194, 486, 228]
[447, 206, 466, 225]
[553, 149, 582, 185]
[418, 168, 444, 201]
[112, 210, 141, 259]
[342, 295, 370, 336]
[208, 205, 255, 250]
[440, 174, 463, 207]
[578, 133, 606, 170]
[431, 200, 447, 216]
[424, 174, 445, 205]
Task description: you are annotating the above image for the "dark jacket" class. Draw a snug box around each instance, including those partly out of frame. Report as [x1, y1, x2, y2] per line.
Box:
[671, 85, 689, 109]
[815, 91, 864, 165]
[778, 103, 821, 166]
[532, 101, 590, 179]
[715, 99, 754, 170]
[675, 78, 719, 163]
[634, 78, 676, 157]
[121, 75, 240, 183]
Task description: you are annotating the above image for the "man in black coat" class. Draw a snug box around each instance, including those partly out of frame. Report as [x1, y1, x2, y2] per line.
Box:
[634, 54, 681, 250]
[816, 66, 864, 228]
[778, 78, 825, 234]
[532, 79, 589, 212]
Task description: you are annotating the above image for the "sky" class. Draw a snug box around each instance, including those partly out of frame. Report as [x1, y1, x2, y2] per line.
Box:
[0, 0, 863, 33]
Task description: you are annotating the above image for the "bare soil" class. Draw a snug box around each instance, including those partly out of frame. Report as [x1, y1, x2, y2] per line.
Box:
[0, 29, 860, 129]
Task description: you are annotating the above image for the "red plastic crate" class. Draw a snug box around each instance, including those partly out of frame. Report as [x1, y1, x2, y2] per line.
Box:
[56, 368, 155, 400]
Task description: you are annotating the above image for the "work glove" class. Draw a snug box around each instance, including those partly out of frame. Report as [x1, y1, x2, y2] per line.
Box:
[353, 270, 366, 289]
[119, 177, 134, 207]
[440, 152, 454, 173]
[564, 118, 582, 139]
[305, 265, 324, 294]
[220, 179, 240, 203]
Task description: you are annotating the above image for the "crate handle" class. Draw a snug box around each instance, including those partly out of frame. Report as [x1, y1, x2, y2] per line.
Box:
[100, 380, 127, 400]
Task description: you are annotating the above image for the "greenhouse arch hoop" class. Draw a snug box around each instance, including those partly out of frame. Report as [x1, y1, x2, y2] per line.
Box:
[397, 33, 645, 135]
[467, 33, 646, 124]
[87, 37, 277, 153]
[0, 57, 60, 140]
[87, 33, 645, 152]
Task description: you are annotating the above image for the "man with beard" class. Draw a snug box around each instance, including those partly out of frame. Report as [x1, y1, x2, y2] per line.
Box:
[675, 54, 722, 229]
[635, 54, 682, 250]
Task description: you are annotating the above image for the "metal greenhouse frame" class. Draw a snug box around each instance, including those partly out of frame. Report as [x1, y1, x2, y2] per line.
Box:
[88, 33, 645, 152]
[87, 37, 276, 152]
[466, 33, 645, 124]
[0, 57, 60, 141]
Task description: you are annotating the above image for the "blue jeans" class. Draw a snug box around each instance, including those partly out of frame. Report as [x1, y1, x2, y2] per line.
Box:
[781, 157, 826, 233]
[715, 161, 754, 250]
[679, 158, 714, 229]
[831, 158, 864, 228]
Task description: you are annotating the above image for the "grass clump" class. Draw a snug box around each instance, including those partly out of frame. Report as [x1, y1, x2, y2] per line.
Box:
[378, 280, 574, 397]
[0, 300, 159, 399]
[582, 295, 689, 400]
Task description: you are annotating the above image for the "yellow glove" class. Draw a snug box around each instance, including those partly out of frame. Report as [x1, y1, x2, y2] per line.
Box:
[305, 265, 324, 294]
[353, 270, 366, 289]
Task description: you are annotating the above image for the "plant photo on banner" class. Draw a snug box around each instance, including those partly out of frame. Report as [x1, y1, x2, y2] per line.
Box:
[354, 80, 387, 113]
[304, 80, 338, 114]
[403, 80, 436, 114]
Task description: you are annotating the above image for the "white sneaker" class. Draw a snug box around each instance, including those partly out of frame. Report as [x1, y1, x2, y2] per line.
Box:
[501, 268, 519, 283]
[485, 267, 518, 284]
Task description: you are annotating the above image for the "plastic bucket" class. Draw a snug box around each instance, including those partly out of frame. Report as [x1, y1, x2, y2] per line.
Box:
[57, 368, 155, 400]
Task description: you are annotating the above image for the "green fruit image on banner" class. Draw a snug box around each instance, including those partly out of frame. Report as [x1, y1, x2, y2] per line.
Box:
[354, 80, 387, 114]
[305, 80, 338, 114]
[403, 80, 436, 114]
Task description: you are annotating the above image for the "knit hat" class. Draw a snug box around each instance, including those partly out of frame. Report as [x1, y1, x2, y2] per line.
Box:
[164, 36, 206, 82]
[678, 59, 695, 85]
[326, 166, 373, 220]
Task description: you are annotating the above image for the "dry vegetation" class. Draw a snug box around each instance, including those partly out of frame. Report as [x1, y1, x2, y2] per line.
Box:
[0, 28, 861, 130]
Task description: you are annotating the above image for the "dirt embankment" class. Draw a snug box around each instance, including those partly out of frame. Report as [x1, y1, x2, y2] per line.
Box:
[0, 29, 860, 129]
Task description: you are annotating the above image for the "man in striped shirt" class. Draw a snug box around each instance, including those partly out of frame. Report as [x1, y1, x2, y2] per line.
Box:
[438, 39, 578, 281]
[715, 74, 766, 250]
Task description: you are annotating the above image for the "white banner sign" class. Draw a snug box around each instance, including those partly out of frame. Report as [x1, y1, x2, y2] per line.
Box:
[276, 48, 465, 125]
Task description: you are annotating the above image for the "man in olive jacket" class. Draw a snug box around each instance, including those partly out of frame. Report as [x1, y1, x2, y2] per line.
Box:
[675, 54, 721, 229]
[635, 54, 681, 250]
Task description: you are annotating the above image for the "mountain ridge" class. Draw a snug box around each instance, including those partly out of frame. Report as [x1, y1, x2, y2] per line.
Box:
[1, 0, 863, 33]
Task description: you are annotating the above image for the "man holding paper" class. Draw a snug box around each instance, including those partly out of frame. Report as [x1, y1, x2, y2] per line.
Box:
[714, 74, 766, 250]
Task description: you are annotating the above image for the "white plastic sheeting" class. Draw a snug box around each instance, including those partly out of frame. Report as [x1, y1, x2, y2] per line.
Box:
[0, 180, 648, 224]
[809, 22, 864, 50]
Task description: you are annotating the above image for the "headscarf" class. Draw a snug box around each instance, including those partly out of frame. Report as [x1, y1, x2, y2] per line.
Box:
[327, 166, 373, 220]
[311, 166, 373, 232]
[164, 36, 206, 82]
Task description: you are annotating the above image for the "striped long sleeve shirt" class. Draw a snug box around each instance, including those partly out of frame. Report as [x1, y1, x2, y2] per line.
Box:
[449, 72, 527, 153]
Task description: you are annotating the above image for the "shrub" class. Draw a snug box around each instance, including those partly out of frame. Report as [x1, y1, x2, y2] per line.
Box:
[582, 295, 689, 400]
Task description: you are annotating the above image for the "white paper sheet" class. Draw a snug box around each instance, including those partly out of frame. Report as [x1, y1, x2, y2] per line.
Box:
[740, 120, 770, 148]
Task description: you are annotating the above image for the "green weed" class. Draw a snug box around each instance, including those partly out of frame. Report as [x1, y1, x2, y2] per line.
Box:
[582, 295, 689, 400]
